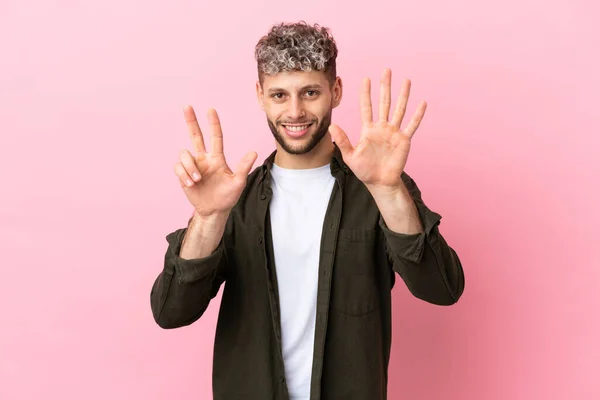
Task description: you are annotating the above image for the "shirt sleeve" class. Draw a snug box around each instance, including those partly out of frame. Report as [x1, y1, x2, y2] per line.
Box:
[166, 227, 226, 284]
[379, 172, 465, 305]
[150, 220, 228, 329]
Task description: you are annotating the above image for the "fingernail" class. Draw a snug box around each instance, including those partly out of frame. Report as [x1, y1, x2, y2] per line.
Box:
[186, 179, 193, 187]
[193, 172, 200, 181]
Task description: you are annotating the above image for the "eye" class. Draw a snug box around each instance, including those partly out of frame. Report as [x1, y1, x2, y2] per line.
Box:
[271, 93, 285, 99]
[305, 90, 319, 97]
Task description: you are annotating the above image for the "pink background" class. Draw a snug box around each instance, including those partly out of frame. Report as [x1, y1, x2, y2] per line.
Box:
[1, 0, 598, 399]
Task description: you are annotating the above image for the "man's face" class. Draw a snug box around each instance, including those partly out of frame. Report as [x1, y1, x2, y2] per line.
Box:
[257, 70, 342, 155]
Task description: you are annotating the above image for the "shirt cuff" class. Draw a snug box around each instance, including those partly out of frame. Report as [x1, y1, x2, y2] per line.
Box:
[165, 228, 225, 284]
[379, 202, 442, 264]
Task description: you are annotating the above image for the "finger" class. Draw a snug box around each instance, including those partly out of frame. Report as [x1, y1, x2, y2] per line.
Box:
[234, 151, 259, 181]
[359, 78, 373, 124]
[180, 149, 202, 182]
[207, 109, 224, 154]
[329, 124, 354, 159]
[378, 68, 392, 123]
[403, 100, 427, 138]
[183, 105, 207, 154]
[174, 161, 195, 188]
[390, 78, 411, 129]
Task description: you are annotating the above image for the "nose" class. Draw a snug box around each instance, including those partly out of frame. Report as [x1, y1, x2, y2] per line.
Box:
[287, 97, 305, 121]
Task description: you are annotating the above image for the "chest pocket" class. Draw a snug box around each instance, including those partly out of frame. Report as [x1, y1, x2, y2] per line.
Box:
[330, 228, 380, 316]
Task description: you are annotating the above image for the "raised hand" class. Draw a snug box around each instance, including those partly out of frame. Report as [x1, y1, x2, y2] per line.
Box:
[328, 69, 427, 190]
[174, 105, 258, 217]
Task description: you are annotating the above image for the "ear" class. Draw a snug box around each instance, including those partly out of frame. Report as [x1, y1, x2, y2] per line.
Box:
[332, 76, 343, 109]
[256, 81, 265, 110]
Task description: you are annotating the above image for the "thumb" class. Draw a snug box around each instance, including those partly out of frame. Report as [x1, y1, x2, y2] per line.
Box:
[329, 124, 353, 158]
[234, 151, 258, 179]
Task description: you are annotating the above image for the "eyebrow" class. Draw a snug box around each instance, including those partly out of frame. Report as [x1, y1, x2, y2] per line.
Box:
[267, 84, 324, 94]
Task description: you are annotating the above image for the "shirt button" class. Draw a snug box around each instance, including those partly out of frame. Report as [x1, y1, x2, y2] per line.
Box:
[260, 194, 267, 200]
[280, 377, 285, 383]
[258, 237, 263, 244]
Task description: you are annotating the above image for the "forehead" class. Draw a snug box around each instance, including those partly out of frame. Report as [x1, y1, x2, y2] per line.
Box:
[262, 70, 330, 91]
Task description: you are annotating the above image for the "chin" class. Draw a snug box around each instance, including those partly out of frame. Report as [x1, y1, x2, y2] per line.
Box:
[282, 136, 326, 156]
[281, 143, 312, 155]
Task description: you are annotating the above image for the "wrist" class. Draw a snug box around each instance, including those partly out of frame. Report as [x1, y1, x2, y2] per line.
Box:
[180, 210, 229, 260]
[192, 210, 230, 226]
[366, 182, 408, 202]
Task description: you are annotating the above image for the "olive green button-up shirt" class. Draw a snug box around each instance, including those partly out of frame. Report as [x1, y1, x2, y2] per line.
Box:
[150, 145, 465, 400]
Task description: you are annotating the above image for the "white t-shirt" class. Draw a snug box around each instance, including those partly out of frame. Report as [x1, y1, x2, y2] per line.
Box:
[269, 162, 336, 400]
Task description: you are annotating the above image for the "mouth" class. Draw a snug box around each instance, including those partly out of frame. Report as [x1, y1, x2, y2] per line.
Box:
[281, 123, 314, 138]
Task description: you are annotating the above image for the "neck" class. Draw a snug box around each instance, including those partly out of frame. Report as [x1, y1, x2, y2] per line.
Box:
[274, 135, 335, 169]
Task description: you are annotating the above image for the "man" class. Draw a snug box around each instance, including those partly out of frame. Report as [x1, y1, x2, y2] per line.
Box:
[150, 22, 465, 400]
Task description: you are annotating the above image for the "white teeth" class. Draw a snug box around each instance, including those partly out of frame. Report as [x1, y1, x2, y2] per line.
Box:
[285, 125, 310, 132]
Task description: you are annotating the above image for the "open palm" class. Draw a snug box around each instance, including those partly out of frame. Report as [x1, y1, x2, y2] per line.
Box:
[329, 69, 427, 189]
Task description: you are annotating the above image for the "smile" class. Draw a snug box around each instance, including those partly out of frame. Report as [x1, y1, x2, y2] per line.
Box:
[282, 123, 313, 132]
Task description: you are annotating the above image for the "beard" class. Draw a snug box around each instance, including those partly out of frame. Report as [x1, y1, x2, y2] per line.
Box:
[267, 109, 332, 155]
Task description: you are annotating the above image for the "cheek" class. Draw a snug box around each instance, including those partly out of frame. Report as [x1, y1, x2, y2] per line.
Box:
[310, 98, 332, 116]
[263, 110, 278, 124]
[310, 109, 329, 123]
[264, 105, 284, 122]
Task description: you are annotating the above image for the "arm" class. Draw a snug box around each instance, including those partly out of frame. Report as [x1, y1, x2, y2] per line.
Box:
[151, 105, 257, 328]
[150, 212, 229, 329]
[327, 69, 465, 305]
[373, 172, 465, 305]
